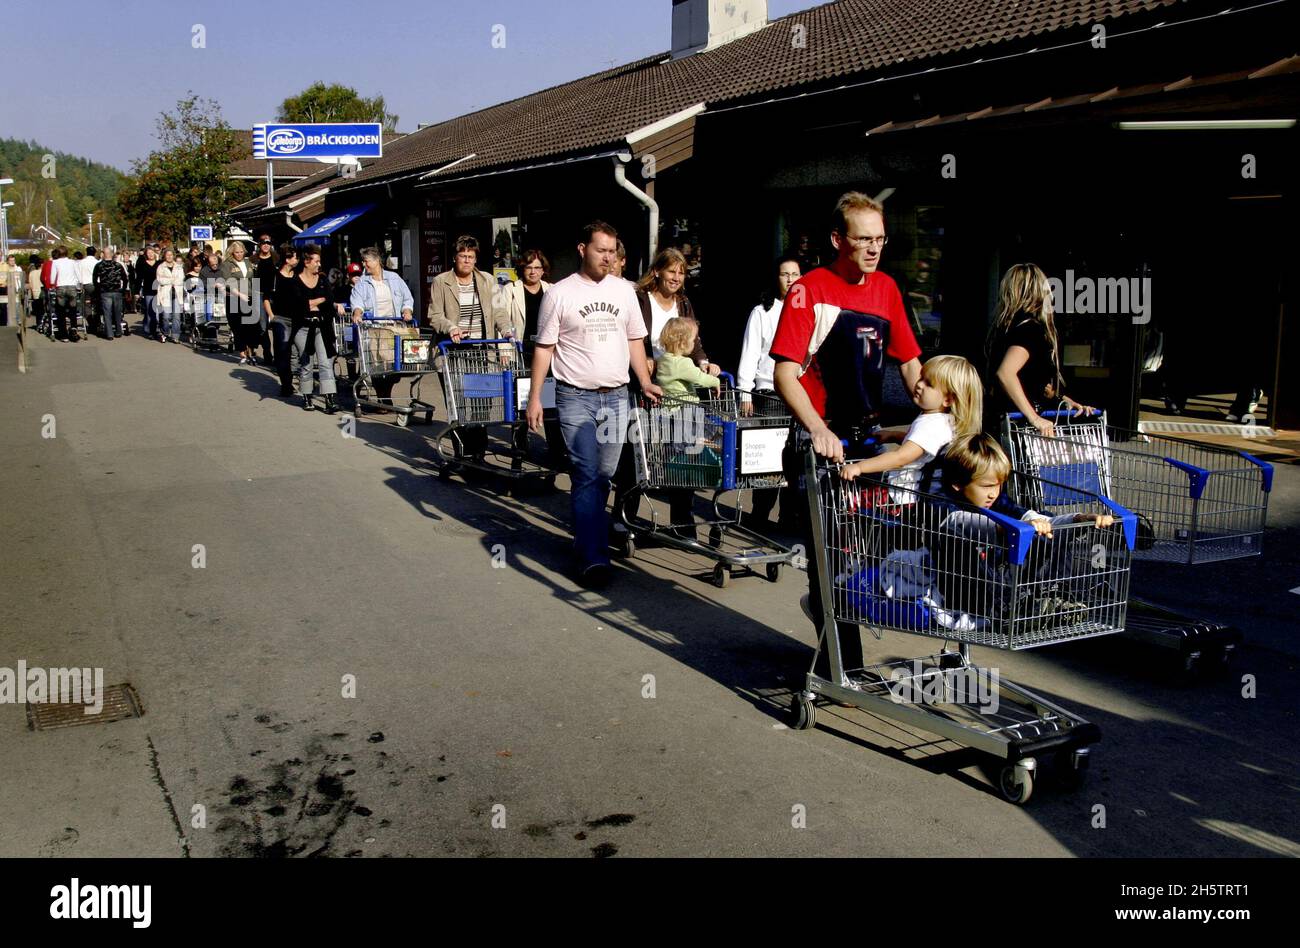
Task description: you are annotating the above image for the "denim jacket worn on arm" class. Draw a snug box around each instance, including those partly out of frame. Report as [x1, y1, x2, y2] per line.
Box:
[350, 271, 414, 318]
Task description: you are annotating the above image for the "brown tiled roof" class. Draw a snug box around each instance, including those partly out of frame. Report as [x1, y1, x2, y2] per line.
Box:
[235, 0, 1197, 213]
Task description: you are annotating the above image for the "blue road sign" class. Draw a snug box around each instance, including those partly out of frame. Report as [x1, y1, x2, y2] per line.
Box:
[190, 226, 214, 242]
[253, 123, 384, 160]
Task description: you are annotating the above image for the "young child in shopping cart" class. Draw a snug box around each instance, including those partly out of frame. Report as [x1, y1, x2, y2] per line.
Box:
[933, 433, 1116, 627]
[837, 354, 983, 508]
[654, 316, 720, 403]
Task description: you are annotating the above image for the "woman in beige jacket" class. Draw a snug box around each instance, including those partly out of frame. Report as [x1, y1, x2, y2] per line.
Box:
[492, 249, 552, 343]
[155, 248, 187, 343]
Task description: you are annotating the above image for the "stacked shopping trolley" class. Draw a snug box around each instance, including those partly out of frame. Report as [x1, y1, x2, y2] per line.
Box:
[1002, 409, 1272, 672]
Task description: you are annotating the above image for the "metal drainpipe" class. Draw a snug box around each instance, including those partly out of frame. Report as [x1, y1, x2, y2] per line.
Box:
[612, 155, 658, 265]
[284, 213, 302, 234]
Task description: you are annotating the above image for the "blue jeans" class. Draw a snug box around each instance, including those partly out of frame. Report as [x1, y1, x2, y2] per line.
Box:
[143, 295, 158, 336]
[160, 297, 183, 340]
[555, 382, 630, 572]
[100, 292, 123, 338]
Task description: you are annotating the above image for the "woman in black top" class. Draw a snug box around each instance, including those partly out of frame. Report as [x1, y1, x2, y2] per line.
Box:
[267, 244, 299, 396]
[288, 244, 343, 413]
[986, 263, 1093, 438]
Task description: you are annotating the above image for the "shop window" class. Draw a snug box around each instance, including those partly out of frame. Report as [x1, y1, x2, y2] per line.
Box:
[889, 205, 945, 354]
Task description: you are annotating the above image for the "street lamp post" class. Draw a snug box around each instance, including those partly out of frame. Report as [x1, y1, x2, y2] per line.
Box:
[0, 178, 14, 261]
[1, 202, 13, 262]
[86, 213, 94, 248]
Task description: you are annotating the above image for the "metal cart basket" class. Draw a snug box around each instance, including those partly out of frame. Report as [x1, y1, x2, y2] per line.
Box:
[346, 316, 439, 428]
[792, 450, 1139, 803]
[190, 293, 234, 354]
[434, 339, 556, 483]
[1002, 410, 1272, 564]
[623, 377, 798, 587]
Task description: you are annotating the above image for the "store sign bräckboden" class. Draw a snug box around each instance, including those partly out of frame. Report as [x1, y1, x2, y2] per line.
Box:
[253, 123, 384, 160]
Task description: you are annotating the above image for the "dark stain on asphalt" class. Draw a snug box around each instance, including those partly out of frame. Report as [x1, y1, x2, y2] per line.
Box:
[315, 773, 345, 800]
[574, 831, 588, 841]
[211, 728, 389, 857]
[585, 814, 636, 829]
[368, 732, 385, 743]
[591, 843, 618, 858]
[254, 714, 272, 724]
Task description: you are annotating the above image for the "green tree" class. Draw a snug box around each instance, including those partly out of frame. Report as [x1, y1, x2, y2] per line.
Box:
[116, 94, 258, 245]
[0, 138, 125, 242]
[277, 82, 398, 132]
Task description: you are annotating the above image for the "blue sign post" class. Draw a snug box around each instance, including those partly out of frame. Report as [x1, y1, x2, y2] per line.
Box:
[253, 123, 384, 160]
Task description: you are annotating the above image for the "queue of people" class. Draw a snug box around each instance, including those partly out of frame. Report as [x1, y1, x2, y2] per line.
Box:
[11, 197, 1103, 620]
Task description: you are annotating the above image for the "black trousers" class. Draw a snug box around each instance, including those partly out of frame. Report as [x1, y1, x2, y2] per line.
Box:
[797, 437, 865, 680]
[268, 318, 294, 392]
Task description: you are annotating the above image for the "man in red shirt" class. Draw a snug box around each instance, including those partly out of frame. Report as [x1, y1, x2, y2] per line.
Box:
[771, 192, 922, 684]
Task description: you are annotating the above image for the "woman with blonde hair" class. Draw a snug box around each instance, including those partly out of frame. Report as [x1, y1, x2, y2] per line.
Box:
[986, 263, 1093, 437]
[154, 247, 186, 343]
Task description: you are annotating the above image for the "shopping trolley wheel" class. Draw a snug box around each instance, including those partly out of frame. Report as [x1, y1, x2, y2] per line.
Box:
[618, 534, 636, 560]
[707, 526, 723, 549]
[395, 411, 410, 429]
[1049, 748, 1090, 790]
[998, 759, 1036, 805]
[791, 693, 816, 730]
[712, 563, 731, 588]
[765, 562, 781, 583]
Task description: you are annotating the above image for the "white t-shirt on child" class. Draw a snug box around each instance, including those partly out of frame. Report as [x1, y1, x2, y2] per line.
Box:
[886, 412, 954, 500]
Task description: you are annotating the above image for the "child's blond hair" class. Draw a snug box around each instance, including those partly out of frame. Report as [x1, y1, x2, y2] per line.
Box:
[922, 354, 983, 439]
[942, 433, 1011, 488]
[659, 316, 698, 356]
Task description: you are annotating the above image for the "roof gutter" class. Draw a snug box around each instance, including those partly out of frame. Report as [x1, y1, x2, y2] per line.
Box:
[612, 153, 659, 263]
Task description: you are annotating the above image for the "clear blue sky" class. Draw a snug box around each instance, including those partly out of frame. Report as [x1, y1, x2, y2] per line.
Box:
[0, 0, 812, 172]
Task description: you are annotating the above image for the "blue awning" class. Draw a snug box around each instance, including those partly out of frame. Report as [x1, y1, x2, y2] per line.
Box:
[292, 204, 375, 245]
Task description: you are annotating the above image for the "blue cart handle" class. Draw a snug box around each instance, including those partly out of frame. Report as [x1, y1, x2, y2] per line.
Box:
[1007, 409, 1103, 420]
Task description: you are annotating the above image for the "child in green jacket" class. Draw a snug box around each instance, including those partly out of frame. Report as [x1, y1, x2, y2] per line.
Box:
[655, 317, 721, 403]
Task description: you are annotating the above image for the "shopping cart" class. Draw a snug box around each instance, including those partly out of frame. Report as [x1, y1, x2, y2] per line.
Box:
[190, 293, 234, 353]
[434, 338, 556, 484]
[346, 316, 439, 428]
[1001, 410, 1272, 564]
[622, 375, 798, 587]
[792, 449, 1138, 803]
[1001, 409, 1257, 673]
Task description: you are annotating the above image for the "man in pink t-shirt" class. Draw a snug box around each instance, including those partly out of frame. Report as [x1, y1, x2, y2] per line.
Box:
[527, 221, 662, 587]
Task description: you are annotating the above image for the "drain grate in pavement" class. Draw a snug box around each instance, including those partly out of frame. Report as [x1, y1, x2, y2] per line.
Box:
[26, 683, 144, 731]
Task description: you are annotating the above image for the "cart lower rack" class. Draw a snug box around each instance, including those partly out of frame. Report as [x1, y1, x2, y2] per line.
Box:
[623, 382, 797, 587]
[792, 449, 1139, 803]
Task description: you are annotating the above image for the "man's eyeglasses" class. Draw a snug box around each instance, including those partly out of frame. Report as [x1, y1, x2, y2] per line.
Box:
[842, 234, 889, 250]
